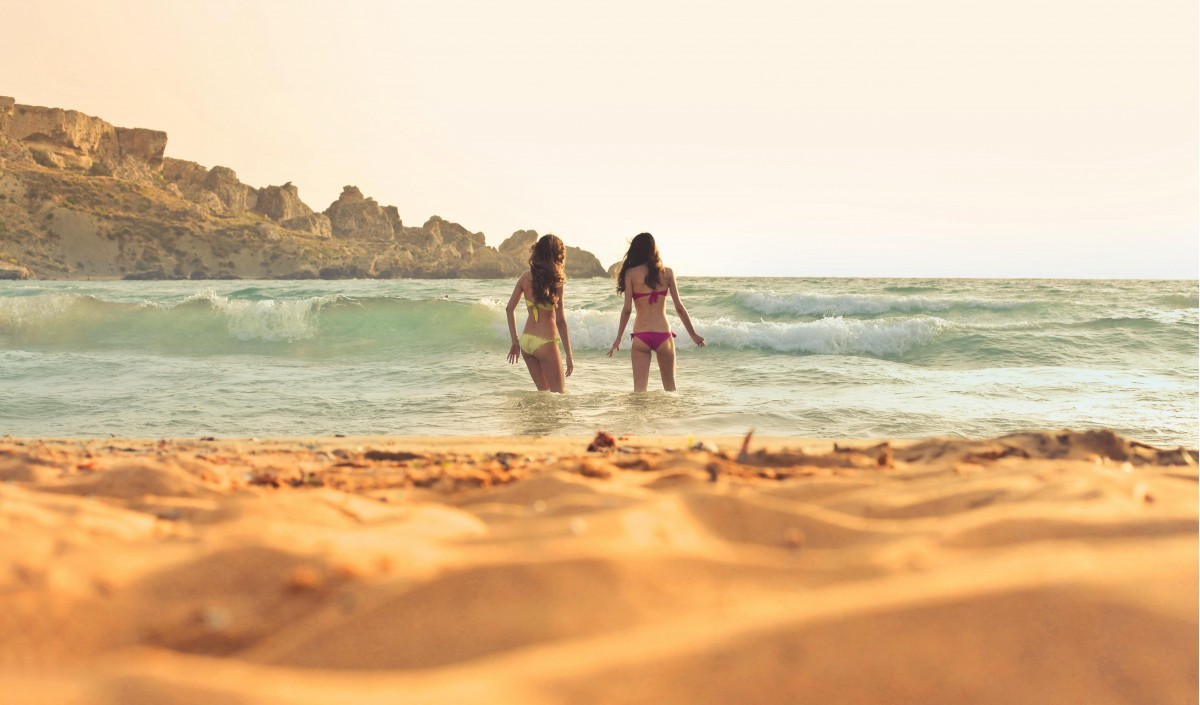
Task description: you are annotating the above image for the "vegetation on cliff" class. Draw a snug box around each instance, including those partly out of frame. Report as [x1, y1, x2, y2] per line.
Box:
[0, 96, 606, 280]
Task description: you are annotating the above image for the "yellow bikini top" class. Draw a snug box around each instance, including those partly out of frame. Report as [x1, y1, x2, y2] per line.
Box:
[524, 296, 555, 322]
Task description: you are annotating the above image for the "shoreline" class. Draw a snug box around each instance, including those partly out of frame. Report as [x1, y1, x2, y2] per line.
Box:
[3, 434, 897, 451]
[7, 428, 1194, 445]
[5, 274, 1198, 282]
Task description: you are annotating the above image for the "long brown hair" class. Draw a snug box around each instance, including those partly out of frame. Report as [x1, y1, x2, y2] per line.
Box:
[528, 234, 566, 305]
[615, 232, 663, 294]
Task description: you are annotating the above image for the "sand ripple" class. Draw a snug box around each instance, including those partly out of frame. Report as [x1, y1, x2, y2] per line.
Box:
[0, 431, 1195, 704]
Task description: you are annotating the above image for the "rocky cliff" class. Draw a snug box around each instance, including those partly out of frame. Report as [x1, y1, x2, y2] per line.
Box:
[499, 230, 608, 281]
[0, 97, 606, 280]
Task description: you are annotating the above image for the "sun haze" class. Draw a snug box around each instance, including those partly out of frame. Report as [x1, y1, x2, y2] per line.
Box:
[4, 0, 1195, 278]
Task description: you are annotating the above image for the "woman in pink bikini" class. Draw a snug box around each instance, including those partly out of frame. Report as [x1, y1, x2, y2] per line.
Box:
[505, 234, 574, 392]
[607, 232, 705, 391]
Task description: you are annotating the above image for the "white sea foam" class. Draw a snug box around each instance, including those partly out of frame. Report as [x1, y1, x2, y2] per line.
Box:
[736, 291, 1025, 316]
[546, 309, 950, 356]
[476, 297, 507, 310]
[562, 309, 625, 350]
[1144, 308, 1200, 326]
[0, 293, 89, 328]
[694, 315, 952, 356]
[489, 308, 622, 350]
[183, 291, 335, 341]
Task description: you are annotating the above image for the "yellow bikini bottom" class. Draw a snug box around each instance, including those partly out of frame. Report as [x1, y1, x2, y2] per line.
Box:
[519, 332, 559, 355]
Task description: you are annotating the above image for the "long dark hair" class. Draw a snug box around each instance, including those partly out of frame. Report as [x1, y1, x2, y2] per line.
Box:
[529, 234, 566, 305]
[615, 232, 663, 294]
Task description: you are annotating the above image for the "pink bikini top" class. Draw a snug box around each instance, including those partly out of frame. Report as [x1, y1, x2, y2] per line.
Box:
[632, 289, 669, 304]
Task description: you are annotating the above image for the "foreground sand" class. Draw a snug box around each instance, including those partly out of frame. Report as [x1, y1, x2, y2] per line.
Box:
[1, 430, 1196, 705]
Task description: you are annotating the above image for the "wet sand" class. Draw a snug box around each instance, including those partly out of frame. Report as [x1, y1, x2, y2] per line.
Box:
[1, 430, 1196, 705]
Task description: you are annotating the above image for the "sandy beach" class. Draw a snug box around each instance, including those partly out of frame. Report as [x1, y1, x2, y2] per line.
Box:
[0, 429, 1195, 704]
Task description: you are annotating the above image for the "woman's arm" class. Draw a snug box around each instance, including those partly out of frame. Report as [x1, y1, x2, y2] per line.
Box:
[608, 272, 635, 357]
[505, 275, 525, 364]
[667, 268, 705, 347]
[555, 283, 573, 377]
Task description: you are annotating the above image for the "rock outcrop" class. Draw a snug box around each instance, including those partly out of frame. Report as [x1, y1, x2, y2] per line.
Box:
[421, 216, 482, 252]
[566, 247, 606, 278]
[324, 186, 398, 241]
[281, 213, 332, 239]
[254, 182, 308, 221]
[253, 183, 331, 239]
[0, 97, 15, 140]
[0, 96, 606, 280]
[498, 230, 608, 279]
[0, 101, 167, 176]
[160, 158, 209, 192]
[115, 127, 167, 168]
[206, 166, 257, 212]
[5, 103, 121, 168]
[497, 229, 540, 257]
[0, 263, 29, 279]
[402, 216, 523, 278]
[160, 159, 257, 213]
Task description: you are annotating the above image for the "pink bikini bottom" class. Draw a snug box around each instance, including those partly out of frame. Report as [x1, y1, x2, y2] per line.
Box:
[630, 331, 676, 351]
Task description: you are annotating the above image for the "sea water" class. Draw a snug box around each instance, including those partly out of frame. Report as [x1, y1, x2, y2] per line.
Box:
[0, 278, 1196, 446]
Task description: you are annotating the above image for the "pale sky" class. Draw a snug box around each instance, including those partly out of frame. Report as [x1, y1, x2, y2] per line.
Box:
[3, 0, 1196, 278]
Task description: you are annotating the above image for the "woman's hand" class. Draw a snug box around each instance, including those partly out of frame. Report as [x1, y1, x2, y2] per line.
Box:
[607, 340, 621, 357]
[565, 357, 574, 377]
[508, 342, 521, 364]
[690, 332, 706, 347]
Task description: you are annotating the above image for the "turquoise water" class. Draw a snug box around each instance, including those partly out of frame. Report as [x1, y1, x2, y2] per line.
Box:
[0, 278, 1196, 445]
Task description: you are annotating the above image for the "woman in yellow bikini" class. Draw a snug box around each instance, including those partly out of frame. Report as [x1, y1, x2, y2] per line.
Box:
[505, 234, 574, 392]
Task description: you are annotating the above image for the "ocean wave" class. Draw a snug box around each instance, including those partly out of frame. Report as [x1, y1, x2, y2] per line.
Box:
[1153, 293, 1199, 309]
[0, 292, 497, 351]
[694, 315, 952, 356]
[882, 285, 942, 294]
[4, 287, 1187, 362]
[1065, 315, 1195, 331]
[0, 291, 341, 343]
[176, 290, 346, 341]
[953, 314, 1194, 333]
[555, 310, 951, 357]
[732, 291, 1029, 317]
[0, 290, 955, 359]
[0, 292, 87, 329]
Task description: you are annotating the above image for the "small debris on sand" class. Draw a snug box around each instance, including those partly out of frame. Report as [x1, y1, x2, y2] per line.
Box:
[587, 430, 617, 452]
[737, 429, 755, 463]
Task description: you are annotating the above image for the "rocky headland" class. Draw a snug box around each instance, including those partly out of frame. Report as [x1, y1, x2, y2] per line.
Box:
[0, 96, 606, 280]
